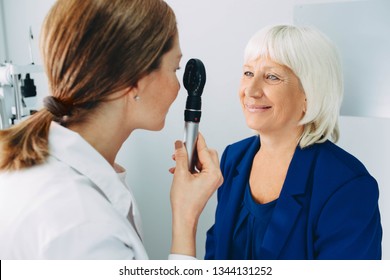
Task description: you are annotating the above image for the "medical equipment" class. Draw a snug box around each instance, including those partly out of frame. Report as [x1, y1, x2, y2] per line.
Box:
[183, 58, 206, 171]
[0, 63, 43, 129]
[1, 26, 43, 130]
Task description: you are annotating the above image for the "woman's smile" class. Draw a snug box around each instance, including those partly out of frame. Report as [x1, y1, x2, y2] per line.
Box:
[245, 103, 272, 113]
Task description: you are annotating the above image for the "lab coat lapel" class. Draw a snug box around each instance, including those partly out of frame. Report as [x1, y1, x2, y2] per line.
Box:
[48, 122, 132, 217]
[261, 144, 318, 259]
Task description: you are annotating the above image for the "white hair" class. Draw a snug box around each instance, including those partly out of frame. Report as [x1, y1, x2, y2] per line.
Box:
[244, 25, 343, 148]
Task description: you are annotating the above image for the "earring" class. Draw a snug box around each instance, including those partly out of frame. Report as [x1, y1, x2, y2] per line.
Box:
[134, 95, 140, 101]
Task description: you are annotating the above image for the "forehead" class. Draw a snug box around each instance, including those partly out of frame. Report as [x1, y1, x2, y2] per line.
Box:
[163, 35, 182, 61]
[245, 57, 290, 73]
[170, 34, 181, 54]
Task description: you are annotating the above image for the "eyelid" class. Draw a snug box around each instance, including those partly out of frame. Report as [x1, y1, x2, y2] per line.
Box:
[265, 73, 284, 85]
[243, 70, 254, 77]
[267, 73, 279, 79]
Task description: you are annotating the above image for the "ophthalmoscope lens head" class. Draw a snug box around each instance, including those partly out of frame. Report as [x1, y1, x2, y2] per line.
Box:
[183, 58, 206, 97]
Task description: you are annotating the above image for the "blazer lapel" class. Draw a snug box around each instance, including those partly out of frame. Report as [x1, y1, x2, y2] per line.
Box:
[218, 136, 260, 258]
[261, 144, 319, 259]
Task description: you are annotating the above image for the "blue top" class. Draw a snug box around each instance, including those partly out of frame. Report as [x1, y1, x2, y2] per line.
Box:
[205, 136, 382, 259]
[232, 182, 277, 259]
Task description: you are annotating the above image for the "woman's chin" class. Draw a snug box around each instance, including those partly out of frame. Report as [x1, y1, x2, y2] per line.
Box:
[150, 120, 166, 132]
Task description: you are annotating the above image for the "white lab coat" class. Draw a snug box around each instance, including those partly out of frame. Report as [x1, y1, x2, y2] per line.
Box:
[0, 122, 194, 260]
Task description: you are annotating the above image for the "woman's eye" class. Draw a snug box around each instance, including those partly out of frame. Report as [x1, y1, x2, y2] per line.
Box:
[244, 71, 254, 77]
[266, 74, 280, 81]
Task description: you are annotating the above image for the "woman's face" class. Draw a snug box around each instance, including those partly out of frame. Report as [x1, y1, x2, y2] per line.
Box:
[239, 57, 306, 136]
[135, 35, 182, 131]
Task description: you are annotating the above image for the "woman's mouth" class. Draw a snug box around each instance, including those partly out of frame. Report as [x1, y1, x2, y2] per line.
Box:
[245, 104, 272, 113]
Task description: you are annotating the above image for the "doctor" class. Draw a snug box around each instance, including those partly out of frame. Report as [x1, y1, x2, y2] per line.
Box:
[0, 0, 222, 259]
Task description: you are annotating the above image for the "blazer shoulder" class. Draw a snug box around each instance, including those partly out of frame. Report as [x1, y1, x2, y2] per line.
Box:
[318, 141, 370, 176]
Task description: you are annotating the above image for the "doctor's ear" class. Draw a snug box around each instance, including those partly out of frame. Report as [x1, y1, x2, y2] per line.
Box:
[123, 85, 141, 102]
[127, 74, 151, 102]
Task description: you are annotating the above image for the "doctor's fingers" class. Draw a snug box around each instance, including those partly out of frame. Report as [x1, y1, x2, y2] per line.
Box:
[173, 140, 190, 174]
[196, 135, 223, 187]
[169, 167, 176, 174]
[196, 134, 219, 169]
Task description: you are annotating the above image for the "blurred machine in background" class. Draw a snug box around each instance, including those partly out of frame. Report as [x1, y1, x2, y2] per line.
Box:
[0, 63, 42, 129]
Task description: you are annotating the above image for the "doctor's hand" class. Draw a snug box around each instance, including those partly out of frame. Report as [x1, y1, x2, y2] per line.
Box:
[169, 133, 223, 257]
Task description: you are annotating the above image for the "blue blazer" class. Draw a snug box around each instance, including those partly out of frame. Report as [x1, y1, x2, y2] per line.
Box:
[205, 136, 382, 259]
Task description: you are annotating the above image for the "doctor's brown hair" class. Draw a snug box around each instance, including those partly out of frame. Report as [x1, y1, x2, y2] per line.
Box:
[0, 0, 177, 170]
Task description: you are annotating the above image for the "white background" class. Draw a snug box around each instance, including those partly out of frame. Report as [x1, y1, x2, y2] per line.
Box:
[1, 0, 388, 259]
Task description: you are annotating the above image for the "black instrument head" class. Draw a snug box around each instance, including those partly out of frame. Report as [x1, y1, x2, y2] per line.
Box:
[183, 58, 206, 97]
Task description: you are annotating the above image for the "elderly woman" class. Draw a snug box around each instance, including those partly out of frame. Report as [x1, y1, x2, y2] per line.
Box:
[205, 25, 382, 260]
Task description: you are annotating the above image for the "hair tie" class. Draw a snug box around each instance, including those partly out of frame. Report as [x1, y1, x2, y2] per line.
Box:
[43, 96, 72, 121]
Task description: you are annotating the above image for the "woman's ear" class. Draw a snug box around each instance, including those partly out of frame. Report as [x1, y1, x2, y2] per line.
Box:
[302, 97, 307, 113]
[124, 85, 140, 102]
[127, 74, 151, 102]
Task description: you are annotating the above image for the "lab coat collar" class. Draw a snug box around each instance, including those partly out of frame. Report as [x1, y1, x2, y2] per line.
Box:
[48, 122, 131, 217]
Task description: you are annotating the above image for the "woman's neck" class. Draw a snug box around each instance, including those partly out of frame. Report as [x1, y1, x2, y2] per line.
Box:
[258, 126, 303, 156]
[68, 95, 133, 167]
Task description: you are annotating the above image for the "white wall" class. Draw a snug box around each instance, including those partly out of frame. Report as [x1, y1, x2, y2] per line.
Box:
[294, 0, 390, 119]
[1, 0, 388, 259]
[0, 0, 8, 61]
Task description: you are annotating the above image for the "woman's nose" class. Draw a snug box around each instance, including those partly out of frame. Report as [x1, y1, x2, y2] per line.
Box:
[244, 79, 264, 98]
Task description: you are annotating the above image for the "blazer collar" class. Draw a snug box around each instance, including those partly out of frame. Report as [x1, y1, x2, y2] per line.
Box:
[234, 136, 318, 195]
[230, 136, 319, 259]
[261, 143, 319, 259]
[235, 136, 260, 179]
[217, 136, 259, 258]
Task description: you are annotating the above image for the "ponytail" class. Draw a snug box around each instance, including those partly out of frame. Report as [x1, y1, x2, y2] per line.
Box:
[1, 0, 178, 171]
[0, 110, 53, 170]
